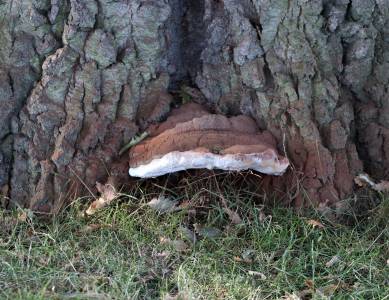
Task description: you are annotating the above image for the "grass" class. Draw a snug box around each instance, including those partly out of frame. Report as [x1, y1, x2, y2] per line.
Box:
[0, 173, 388, 299]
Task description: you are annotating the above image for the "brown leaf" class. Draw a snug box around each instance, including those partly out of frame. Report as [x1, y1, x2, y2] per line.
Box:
[223, 207, 242, 224]
[297, 289, 312, 298]
[81, 224, 101, 232]
[307, 219, 325, 229]
[171, 240, 189, 252]
[234, 256, 253, 263]
[281, 293, 302, 300]
[159, 236, 171, 244]
[242, 249, 255, 262]
[372, 180, 389, 192]
[17, 209, 34, 222]
[179, 226, 197, 244]
[178, 200, 191, 209]
[80, 224, 113, 233]
[85, 182, 119, 215]
[305, 279, 314, 289]
[37, 256, 51, 267]
[163, 292, 189, 300]
[17, 211, 28, 222]
[0, 184, 9, 207]
[26, 227, 34, 237]
[248, 270, 266, 280]
[194, 225, 222, 239]
[147, 195, 178, 213]
[259, 211, 267, 223]
[160, 237, 189, 252]
[316, 284, 339, 296]
[325, 255, 341, 267]
[234, 250, 255, 263]
[154, 251, 170, 259]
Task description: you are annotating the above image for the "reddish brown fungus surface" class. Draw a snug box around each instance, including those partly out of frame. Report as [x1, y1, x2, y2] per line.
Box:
[129, 103, 289, 177]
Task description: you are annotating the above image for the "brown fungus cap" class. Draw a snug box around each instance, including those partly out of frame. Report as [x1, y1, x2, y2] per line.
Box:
[129, 103, 289, 178]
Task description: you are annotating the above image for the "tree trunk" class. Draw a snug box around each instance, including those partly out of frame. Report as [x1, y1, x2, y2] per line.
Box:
[1, 0, 388, 212]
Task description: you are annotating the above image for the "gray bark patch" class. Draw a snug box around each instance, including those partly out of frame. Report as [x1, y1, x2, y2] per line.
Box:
[0, 0, 389, 211]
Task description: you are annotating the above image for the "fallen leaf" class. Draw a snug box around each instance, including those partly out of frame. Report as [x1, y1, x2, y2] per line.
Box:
[81, 224, 101, 232]
[171, 240, 188, 252]
[179, 226, 197, 244]
[59, 292, 111, 299]
[372, 180, 389, 192]
[17, 209, 34, 222]
[316, 284, 339, 296]
[160, 236, 189, 252]
[159, 236, 171, 244]
[163, 293, 178, 300]
[147, 195, 178, 213]
[163, 292, 189, 300]
[0, 184, 9, 207]
[259, 211, 267, 223]
[325, 255, 341, 267]
[248, 270, 266, 280]
[17, 211, 27, 222]
[223, 207, 242, 224]
[234, 250, 256, 263]
[187, 209, 197, 216]
[297, 289, 312, 298]
[26, 227, 34, 237]
[305, 279, 314, 289]
[137, 273, 156, 284]
[354, 173, 389, 192]
[307, 219, 325, 229]
[194, 224, 222, 239]
[154, 251, 170, 258]
[215, 183, 242, 225]
[281, 293, 301, 300]
[178, 200, 191, 209]
[80, 224, 112, 233]
[85, 182, 119, 215]
[242, 249, 256, 263]
[161, 267, 172, 276]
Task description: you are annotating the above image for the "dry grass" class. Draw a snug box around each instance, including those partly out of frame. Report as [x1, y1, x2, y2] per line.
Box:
[1, 171, 388, 299]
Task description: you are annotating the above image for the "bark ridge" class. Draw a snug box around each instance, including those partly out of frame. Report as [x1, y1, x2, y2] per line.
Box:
[0, 0, 388, 211]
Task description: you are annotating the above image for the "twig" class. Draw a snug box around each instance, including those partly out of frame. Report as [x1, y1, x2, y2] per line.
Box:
[213, 174, 242, 224]
[213, 176, 228, 208]
[69, 167, 96, 198]
[119, 131, 149, 156]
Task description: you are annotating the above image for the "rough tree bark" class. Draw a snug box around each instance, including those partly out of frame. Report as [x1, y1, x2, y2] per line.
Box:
[0, 0, 388, 212]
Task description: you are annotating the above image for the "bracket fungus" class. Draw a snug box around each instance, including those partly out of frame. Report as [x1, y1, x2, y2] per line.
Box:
[129, 103, 289, 178]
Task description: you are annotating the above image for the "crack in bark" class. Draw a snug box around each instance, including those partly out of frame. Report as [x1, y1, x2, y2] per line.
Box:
[1, 0, 389, 211]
